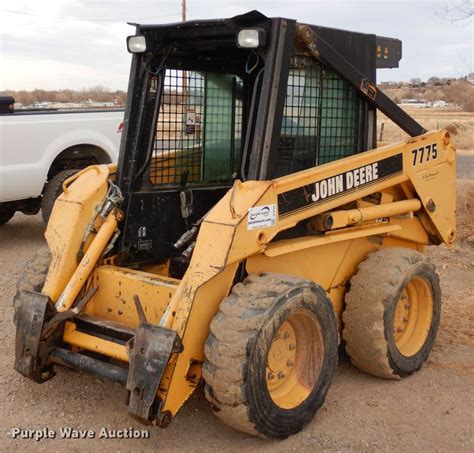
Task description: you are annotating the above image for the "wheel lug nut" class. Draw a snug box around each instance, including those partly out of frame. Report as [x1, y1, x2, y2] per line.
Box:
[287, 359, 293, 367]
[404, 304, 410, 309]
[277, 372, 285, 379]
[403, 317, 409, 323]
[289, 344, 296, 350]
[267, 372, 274, 380]
[283, 331, 290, 339]
[397, 327, 403, 333]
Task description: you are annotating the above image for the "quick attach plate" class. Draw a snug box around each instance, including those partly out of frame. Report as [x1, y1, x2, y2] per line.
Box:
[126, 323, 183, 424]
[14, 290, 57, 382]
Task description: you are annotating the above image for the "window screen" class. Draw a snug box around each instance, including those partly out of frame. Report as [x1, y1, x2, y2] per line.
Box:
[277, 56, 362, 177]
[149, 70, 243, 185]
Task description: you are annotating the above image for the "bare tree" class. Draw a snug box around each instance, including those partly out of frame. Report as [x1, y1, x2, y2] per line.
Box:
[440, 0, 473, 21]
[427, 76, 442, 86]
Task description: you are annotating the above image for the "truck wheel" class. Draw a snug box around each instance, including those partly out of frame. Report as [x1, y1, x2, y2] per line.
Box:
[13, 247, 51, 324]
[41, 169, 78, 224]
[0, 206, 15, 225]
[343, 248, 441, 379]
[203, 273, 338, 439]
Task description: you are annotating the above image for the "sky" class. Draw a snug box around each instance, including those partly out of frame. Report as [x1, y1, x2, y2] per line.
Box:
[0, 0, 472, 91]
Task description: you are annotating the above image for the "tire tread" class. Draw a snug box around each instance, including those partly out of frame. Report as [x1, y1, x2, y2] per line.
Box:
[343, 248, 437, 379]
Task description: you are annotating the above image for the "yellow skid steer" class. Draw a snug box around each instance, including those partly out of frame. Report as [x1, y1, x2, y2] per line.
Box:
[14, 11, 455, 439]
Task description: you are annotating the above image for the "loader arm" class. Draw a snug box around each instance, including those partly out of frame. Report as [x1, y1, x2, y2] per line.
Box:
[294, 24, 426, 137]
[14, 130, 455, 427]
[156, 129, 456, 416]
[16, 131, 455, 426]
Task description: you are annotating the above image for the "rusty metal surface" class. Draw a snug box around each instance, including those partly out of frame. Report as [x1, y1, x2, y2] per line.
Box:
[126, 323, 183, 424]
[50, 348, 128, 385]
[41, 286, 97, 339]
[73, 314, 135, 343]
[14, 290, 56, 382]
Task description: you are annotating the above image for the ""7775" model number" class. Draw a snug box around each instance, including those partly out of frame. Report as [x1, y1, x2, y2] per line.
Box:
[411, 143, 438, 166]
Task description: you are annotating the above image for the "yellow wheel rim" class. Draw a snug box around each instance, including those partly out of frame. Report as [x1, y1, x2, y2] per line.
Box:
[393, 277, 433, 357]
[266, 310, 324, 410]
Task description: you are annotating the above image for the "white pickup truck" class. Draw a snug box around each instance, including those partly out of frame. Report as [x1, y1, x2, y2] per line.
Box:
[0, 96, 123, 224]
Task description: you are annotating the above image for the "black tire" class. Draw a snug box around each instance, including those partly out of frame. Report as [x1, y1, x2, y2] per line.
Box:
[13, 247, 51, 324]
[0, 207, 15, 225]
[203, 273, 338, 439]
[41, 169, 78, 224]
[343, 248, 441, 379]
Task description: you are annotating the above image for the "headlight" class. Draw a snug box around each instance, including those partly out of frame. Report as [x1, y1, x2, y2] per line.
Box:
[127, 35, 147, 53]
[237, 28, 266, 48]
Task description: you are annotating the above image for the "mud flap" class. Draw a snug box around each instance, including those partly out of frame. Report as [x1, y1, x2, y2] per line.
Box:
[126, 323, 183, 424]
[14, 291, 57, 383]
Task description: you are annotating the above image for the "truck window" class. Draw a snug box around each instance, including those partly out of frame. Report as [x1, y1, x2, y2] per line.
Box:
[277, 56, 362, 177]
[149, 70, 243, 186]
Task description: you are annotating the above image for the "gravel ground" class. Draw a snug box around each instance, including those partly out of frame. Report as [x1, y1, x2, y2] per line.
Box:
[457, 154, 474, 180]
[0, 201, 472, 451]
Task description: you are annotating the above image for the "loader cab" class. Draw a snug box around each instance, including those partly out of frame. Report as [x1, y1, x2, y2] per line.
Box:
[116, 11, 390, 267]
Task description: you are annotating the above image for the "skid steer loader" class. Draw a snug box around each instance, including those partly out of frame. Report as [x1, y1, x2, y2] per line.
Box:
[14, 11, 456, 439]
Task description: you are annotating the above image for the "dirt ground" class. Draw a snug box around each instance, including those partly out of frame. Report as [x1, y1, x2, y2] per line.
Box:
[0, 182, 473, 451]
[377, 107, 474, 152]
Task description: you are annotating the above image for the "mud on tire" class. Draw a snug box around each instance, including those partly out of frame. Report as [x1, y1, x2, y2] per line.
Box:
[343, 247, 441, 379]
[203, 273, 338, 439]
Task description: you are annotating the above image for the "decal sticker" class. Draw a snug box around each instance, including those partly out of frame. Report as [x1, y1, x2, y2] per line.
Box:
[360, 79, 377, 100]
[247, 204, 277, 230]
[138, 226, 147, 238]
[411, 143, 437, 166]
[278, 153, 403, 218]
[150, 76, 159, 93]
[185, 109, 196, 134]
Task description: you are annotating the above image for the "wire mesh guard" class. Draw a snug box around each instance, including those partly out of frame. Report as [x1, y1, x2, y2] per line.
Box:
[149, 70, 243, 185]
[277, 56, 362, 176]
[150, 59, 362, 184]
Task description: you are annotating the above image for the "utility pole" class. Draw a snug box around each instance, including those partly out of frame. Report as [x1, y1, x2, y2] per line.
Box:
[182, 0, 186, 21]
